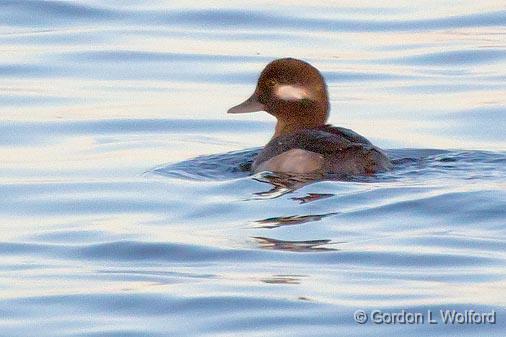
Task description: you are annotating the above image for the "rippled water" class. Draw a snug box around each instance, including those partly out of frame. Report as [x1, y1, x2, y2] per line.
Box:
[1, 1, 505, 336]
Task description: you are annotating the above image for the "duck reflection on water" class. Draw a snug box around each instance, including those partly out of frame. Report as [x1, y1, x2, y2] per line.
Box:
[252, 236, 338, 252]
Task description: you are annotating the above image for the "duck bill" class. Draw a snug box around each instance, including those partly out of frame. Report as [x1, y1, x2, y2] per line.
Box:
[227, 93, 265, 114]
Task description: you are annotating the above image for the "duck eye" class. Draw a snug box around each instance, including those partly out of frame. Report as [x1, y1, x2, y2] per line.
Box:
[267, 79, 277, 87]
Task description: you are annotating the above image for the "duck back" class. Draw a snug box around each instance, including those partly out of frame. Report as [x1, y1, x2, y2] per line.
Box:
[251, 126, 392, 175]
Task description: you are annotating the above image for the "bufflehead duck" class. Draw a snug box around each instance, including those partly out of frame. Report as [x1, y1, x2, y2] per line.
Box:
[228, 58, 392, 176]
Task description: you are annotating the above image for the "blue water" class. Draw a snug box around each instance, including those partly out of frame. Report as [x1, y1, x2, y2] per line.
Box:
[1, 1, 505, 336]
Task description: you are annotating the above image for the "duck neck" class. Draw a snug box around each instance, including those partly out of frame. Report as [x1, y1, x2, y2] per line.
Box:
[271, 105, 328, 139]
[273, 120, 317, 138]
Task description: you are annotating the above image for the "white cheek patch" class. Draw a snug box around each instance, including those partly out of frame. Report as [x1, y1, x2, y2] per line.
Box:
[275, 85, 312, 101]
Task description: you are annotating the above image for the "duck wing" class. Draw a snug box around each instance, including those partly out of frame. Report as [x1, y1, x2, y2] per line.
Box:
[316, 125, 372, 145]
[253, 127, 391, 174]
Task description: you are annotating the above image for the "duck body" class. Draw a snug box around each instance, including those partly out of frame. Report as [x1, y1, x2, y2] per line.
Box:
[228, 58, 392, 176]
[252, 125, 391, 175]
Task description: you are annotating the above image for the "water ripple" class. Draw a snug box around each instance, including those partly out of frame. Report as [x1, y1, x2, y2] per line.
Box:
[1, 2, 505, 336]
[387, 49, 506, 65]
[2, 2, 505, 32]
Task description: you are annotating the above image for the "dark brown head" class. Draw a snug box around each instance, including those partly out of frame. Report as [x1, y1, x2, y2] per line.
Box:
[228, 58, 329, 138]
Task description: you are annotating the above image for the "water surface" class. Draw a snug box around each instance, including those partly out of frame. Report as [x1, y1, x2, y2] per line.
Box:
[0, 1, 505, 336]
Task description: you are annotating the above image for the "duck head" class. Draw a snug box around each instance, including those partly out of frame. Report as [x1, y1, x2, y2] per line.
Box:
[228, 58, 329, 138]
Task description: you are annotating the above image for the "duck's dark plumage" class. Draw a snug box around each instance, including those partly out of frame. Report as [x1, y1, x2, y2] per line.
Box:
[227, 58, 392, 176]
[251, 125, 391, 175]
